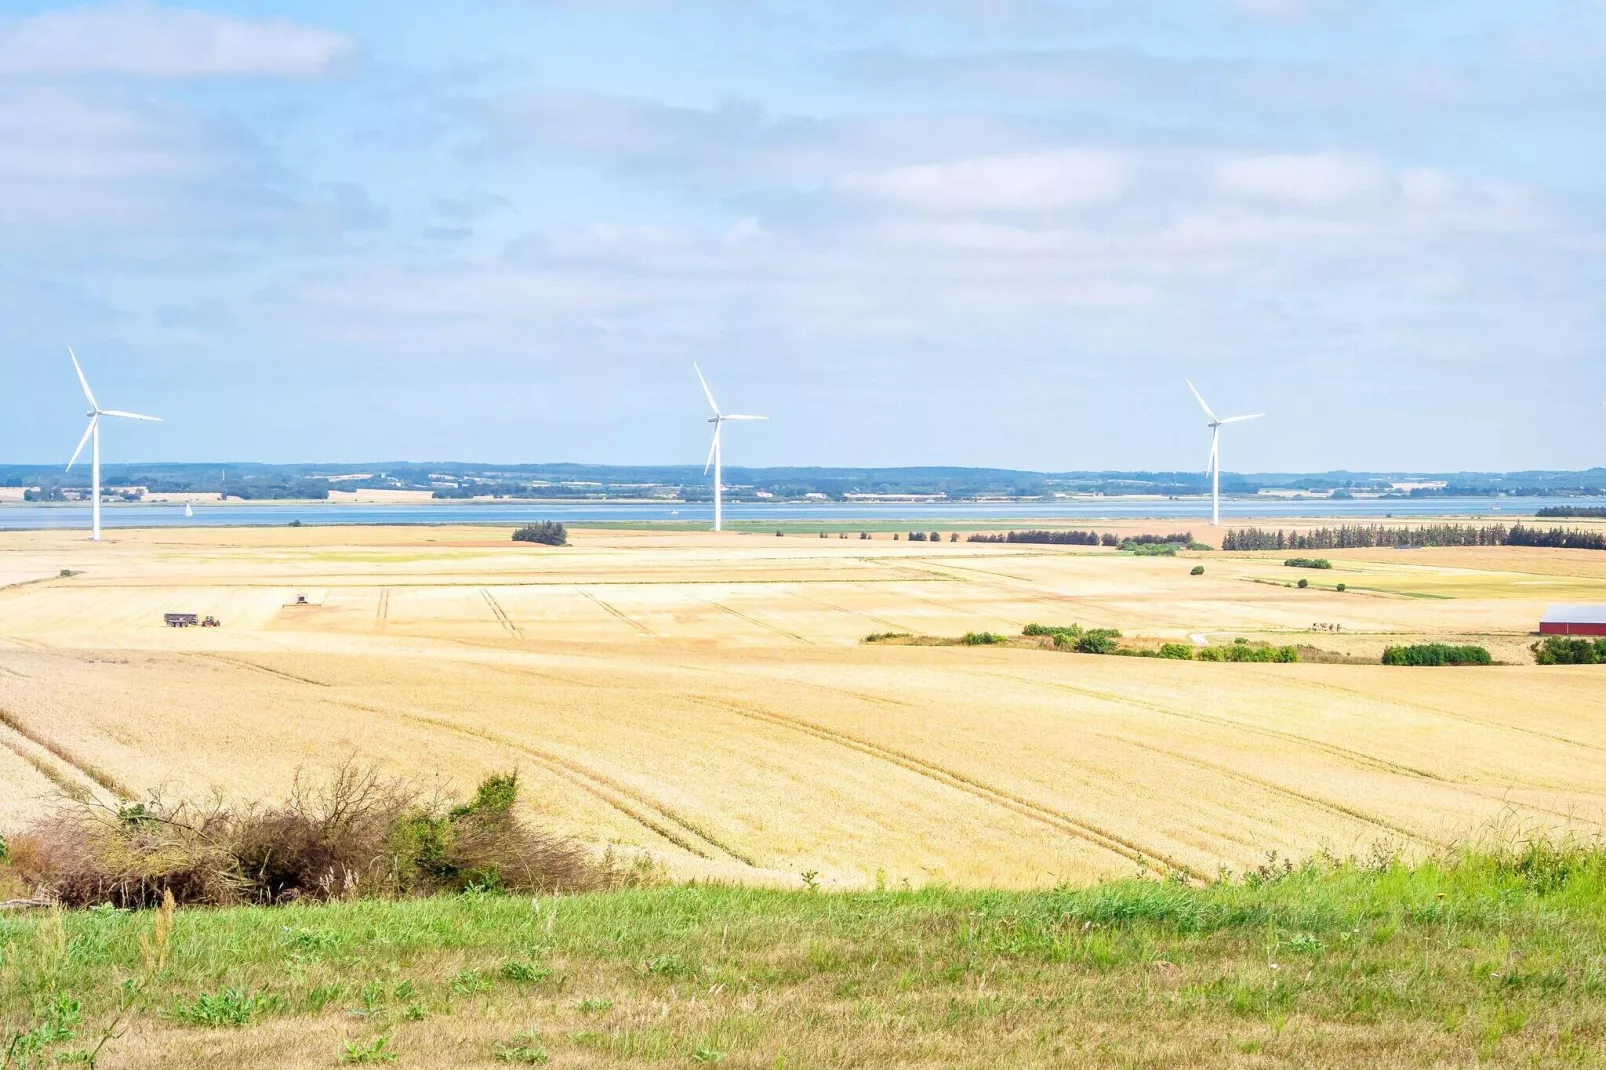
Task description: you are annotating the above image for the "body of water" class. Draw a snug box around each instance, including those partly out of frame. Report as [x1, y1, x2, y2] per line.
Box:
[0, 497, 1583, 532]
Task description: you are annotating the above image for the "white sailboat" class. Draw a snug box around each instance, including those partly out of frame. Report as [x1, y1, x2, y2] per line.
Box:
[184, 503, 194, 518]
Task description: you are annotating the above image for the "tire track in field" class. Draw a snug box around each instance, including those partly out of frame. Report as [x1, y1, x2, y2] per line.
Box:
[1098, 732, 1444, 848]
[480, 588, 522, 638]
[689, 695, 1202, 880]
[194, 653, 333, 688]
[0, 724, 88, 797]
[788, 591, 913, 634]
[1289, 677, 1606, 758]
[978, 671, 1450, 784]
[578, 589, 654, 636]
[703, 600, 815, 645]
[375, 589, 390, 633]
[0, 708, 129, 799]
[335, 700, 755, 867]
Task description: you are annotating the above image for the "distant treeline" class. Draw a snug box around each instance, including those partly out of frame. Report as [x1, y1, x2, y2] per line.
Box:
[1223, 524, 1606, 552]
[969, 530, 1192, 547]
[1536, 506, 1606, 519]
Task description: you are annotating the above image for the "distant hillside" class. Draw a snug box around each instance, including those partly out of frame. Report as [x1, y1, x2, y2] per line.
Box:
[0, 462, 1600, 502]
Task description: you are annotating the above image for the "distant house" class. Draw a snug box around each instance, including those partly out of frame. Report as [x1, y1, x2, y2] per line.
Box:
[1540, 605, 1606, 637]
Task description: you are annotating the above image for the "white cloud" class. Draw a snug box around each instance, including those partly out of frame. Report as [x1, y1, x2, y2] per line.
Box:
[1213, 153, 1385, 205]
[837, 151, 1131, 212]
[0, 2, 353, 78]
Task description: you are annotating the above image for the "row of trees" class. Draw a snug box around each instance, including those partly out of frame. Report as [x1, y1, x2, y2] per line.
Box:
[968, 530, 1194, 547]
[1223, 524, 1606, 552]
[1535, 506, 1606, 518]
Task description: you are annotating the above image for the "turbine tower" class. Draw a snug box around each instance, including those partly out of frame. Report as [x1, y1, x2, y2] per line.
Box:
[1186, 379, 1263, 528]
[65, 347, 162, 542]
[695, 364, 766, 532]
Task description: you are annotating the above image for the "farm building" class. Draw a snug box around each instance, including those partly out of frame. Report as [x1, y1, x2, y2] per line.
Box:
[1539, 605, 1606, 637]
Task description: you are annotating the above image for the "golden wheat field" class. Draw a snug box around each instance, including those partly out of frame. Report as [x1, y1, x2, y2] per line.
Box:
[1, 522, 1604, 889]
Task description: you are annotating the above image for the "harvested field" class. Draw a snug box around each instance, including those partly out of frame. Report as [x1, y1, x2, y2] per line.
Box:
[0, 524, 1602, 889]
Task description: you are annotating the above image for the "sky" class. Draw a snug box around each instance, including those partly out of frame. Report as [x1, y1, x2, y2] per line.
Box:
[1, 0, 1603, 473]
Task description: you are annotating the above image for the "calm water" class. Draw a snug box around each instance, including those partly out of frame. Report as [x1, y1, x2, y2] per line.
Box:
[0, 497, 1578, 532]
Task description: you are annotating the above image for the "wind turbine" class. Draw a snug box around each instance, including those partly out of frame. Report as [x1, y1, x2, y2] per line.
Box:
[695, 364, 766, 532]
[65, 347, 162, 542]
[1186, 379, 1263, 528]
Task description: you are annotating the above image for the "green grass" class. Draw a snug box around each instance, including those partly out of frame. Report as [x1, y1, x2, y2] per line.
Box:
[5, 846, 1606, 1067]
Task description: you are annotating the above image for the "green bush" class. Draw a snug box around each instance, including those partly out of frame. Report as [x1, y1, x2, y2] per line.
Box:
[1336, 583, 1346, 592]
[1158, 643, 1193, 660]
[512, 522, 568, 546]
[1531, 636, 1606, 665]
[862, 632, 912, 644]
[1197, 644, 1298, 663]
[1190, 565, 1205, 576]
[1122, 542, 1179, 556]
[1297, 578, 1309, 588]
[962, 631, 1006, 646]
[1074, 629, 1122, 655]
[1381, 644, 1493, 667]
[1284, 558, 1332, 569]
[1023, 622, 1082, 643]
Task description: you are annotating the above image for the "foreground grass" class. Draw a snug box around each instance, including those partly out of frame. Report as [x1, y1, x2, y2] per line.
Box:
[5, 849, 1606, 1068]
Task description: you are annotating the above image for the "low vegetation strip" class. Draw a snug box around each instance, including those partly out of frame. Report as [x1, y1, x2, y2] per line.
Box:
[1531, 636, 1606, 665]
[1, 766, 613, 909]
[1283, 557, 1333, 570]
[1536, 506, 1606, 518]
[1381, 644, 1494, 667]
[4, 844, 1606, 1068]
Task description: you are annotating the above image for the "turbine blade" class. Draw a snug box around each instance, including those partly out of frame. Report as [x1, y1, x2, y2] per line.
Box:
[693, 363, 720, 416]
[1219, 413, 1264, 424]
[99, 410, 162, 422]
[68, 346, 98, 410]
[703, 427, 719, 475]
[721, 414, 767, 421]
[67, 417, 96, 471]
[1185, 379, 1217, 423]
[1206, 434, 1218, 477]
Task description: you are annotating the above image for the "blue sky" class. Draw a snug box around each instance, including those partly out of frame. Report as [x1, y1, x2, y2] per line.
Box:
[1, 0, 1602, 471]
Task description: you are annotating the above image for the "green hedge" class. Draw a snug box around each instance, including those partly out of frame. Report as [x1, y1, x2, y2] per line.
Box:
[1531, 636, 1606, 665]
[1381, 644, 1492, 666]
[1284, 558, 1333, 569]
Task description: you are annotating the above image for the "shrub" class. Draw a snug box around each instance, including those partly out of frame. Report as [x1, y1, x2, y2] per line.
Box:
[1382, 644, 1493, 667]
[859, 532, 870, 540]
[1190, 565, 1205, 576]
[929, 531, 941, 544]
[1297, 578, 1309, 588]
[1336, 583, 1346, 592]
[1074, 629, 1122, 655]
[962, 631, 1006, 646]
[949, 533, 959, 542]
[3, 764, 611, 908]
[908, 532, 927, 542]
[1196, 644, 1299, 663]
[1023, 622, 1082, 641]
[512, 523, 568, 546]
[1284, 558, 1332, 569]
[862, 632, 912, 643]
[1531, 636, 1606, 665]
[1121, 542, 1179, 556]
[1158, 643, 1193, 660]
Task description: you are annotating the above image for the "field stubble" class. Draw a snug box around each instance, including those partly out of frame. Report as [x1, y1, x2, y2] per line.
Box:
[0, 525, 1602, 890]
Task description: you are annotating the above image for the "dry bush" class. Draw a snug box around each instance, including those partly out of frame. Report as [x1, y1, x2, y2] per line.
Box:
[3, 763, 611, 908]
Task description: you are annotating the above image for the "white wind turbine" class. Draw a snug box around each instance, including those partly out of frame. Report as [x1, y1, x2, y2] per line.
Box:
[65, 347, 162, 542]
[695, 364, 766, 532]
[1186, 379, 1263, 528]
